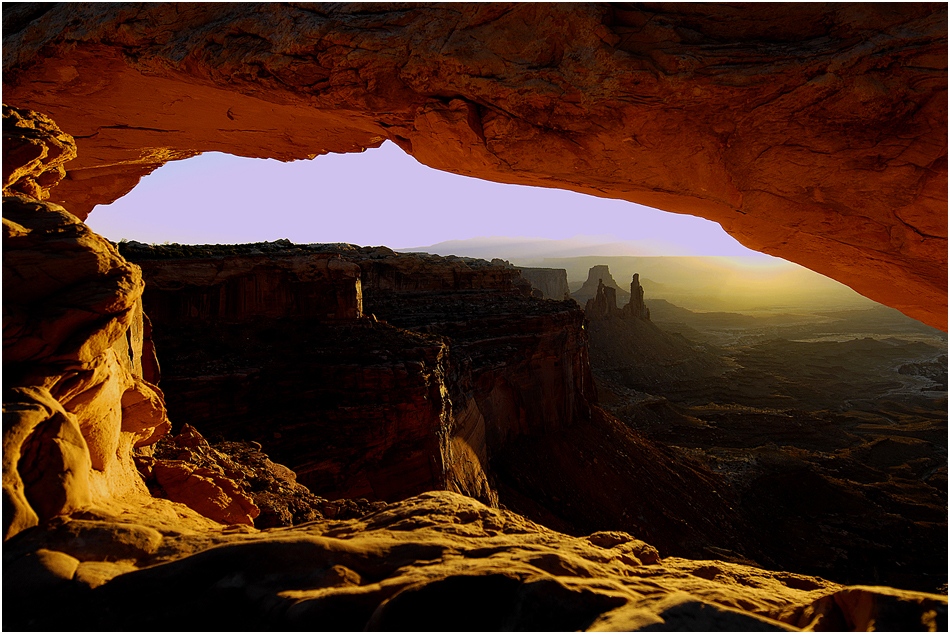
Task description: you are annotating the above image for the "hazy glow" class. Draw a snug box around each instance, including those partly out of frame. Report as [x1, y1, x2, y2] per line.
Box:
[88, 141, 767, 258]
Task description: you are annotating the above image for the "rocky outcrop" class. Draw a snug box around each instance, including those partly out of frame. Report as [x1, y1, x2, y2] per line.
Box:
[122, 241, 593, 507]
[585, 280, 620, 321]
[139, 424, 386, 528]
[583, 270, 652, 322]
[516, 267, 570, 300]
[121, 242, 363, 323]
[621, 273, 650, 321]
[573, 265, 630, 306]
[3, 108, 947, 631]
[4, 490, 946, 632]
[1, 105, 75, 200]
[2, 107, 216, 539]
[3, 4, 945, 328]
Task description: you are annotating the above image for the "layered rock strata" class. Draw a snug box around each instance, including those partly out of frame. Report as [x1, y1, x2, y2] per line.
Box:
[2, 107, 218, 540]
[121, 241, 593, 507]
[2, 4, 946, 327]
[3, 107, 947, 631]
[516, 266, 570, 300]
[2, 104, 76, 200]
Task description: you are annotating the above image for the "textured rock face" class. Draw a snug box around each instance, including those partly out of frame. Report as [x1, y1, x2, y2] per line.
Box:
[125, 248, 363, 323]
[2, 112, 215, 538]
[516, 267, 570, 300]
[2, 4, 946, 327]
[3, 108, 947, 631]
[4, 490, 946, 632]
[140, 424, 386, 529]
[2, 105, 76, 200]
[123, 242, 593, 506]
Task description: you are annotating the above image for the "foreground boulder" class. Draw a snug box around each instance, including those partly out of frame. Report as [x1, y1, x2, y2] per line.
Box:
[4, 490, 946, 631]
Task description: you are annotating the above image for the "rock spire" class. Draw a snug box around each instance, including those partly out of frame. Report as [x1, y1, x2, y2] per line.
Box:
[621, 273, 650, 321]
[583, 270, 650, 322]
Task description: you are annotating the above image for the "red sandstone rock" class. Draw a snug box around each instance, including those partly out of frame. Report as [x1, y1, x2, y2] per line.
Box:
[1, 105, 75, 200]
[3, 387, 92, 539]
[139, 424, 386, 528]
[149, 461, 258, 527]
[3, 4, 945, 327]
[3, 490, 946, 631]
[1, 110, 209, 535]
[3, 106, 946, 631]
[120, 242, 593, 505]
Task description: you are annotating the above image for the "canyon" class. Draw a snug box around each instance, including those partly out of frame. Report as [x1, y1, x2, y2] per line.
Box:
[2, 3, 946, 328]
[3, 4, 948, 632]
[119, 239, 592, 507]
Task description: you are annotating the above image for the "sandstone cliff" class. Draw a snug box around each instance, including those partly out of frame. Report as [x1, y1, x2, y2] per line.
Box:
[2, 105, 946, 632]
[3, 108, 219, 540]
[516, 266, 570, 300]
[122, 241, 593, 508]
[2, 3, 945, 327]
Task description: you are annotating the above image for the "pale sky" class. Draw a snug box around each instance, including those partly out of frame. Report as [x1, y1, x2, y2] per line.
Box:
[87, 140, 766, 257]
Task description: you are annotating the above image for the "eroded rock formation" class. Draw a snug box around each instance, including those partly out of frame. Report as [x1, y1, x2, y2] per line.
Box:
[141, 424, 386, 528]
[574, 265, 631, 305]
[2, 3, 946, 327]
[517, 266, 570, 300]
[5, 490, 947, 632]
[2, 104, 76, 200]
[3, 105, 947, 632]
[3, 108, 218, 539]
[622, 273, 650, 321]
[582, 268, 653, 322]
[120, 241, 593, 507]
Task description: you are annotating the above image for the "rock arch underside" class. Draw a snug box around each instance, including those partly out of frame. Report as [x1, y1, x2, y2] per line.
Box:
[3, 2, 947, 328]
[2, 3, 948, 632]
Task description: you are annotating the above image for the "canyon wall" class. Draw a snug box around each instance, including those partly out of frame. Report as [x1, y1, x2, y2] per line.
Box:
[516, 267, 570, 300]
[2, 3, 946, 328]
[3, 106, 946, 633]
[2, 108, 220, 538]
[123, 242, 593, 506]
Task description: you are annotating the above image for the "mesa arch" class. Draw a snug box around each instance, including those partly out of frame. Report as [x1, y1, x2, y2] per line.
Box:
[3, 3, 946, 329]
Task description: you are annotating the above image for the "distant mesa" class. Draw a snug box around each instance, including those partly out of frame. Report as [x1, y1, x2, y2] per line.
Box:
[572, 265, 630, 305]
[577, 265, 650, 321]
[515, 266, 570, 300]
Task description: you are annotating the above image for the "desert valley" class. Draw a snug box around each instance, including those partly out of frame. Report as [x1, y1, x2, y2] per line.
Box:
[3, 3, 947, 632]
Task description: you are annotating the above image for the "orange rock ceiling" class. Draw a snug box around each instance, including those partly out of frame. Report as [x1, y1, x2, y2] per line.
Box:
[3, 3, 946, 328]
